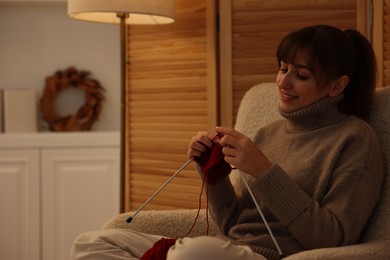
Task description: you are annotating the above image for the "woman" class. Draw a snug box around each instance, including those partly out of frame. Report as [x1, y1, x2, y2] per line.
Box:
[70, 25, 384, 260]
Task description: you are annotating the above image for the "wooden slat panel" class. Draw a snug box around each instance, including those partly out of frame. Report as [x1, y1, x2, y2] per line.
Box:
[384, 0, 390, 86]
[228, 0, 357, 124]
[125, 0, 214, 211]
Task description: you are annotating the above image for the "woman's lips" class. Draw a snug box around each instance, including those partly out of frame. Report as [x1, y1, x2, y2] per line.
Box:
[281, 92, 299, 102]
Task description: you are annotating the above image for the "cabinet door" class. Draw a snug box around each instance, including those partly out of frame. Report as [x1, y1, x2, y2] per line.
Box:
[0, 149, 40, 260]
[41, 148, 120, 260]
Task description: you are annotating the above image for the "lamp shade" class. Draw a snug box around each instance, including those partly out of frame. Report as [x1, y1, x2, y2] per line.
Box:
[68, 0, 175, 24]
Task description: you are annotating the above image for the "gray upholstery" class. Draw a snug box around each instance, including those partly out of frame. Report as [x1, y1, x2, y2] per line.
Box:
[104, 83, 390, 259]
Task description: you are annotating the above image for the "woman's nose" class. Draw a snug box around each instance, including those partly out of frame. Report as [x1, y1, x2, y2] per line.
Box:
[277, 73, 292, 90]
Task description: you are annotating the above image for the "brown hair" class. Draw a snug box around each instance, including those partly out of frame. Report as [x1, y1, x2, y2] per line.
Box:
[276, 25, 377, 121]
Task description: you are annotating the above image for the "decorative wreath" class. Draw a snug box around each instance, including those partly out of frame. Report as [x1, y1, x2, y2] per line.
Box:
[40, 67, 105, 131]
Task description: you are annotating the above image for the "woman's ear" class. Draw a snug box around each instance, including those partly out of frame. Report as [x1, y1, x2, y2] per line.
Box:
[329, 75, 349, 97]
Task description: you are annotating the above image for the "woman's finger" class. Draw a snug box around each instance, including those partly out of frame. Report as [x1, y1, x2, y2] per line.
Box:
[216, 126, 245, 139]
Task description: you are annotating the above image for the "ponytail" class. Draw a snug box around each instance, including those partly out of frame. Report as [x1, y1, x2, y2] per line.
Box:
[340, 29, 377, 121]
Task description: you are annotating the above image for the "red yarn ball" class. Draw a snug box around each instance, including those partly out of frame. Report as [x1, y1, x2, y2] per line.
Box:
[141, 238, 177, 260]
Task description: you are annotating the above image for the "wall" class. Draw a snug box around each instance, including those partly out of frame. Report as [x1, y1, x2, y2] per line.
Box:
[0, 1, 120, 131]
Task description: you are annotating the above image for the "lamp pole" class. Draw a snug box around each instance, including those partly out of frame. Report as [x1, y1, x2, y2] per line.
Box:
[117, 13, 128, 213]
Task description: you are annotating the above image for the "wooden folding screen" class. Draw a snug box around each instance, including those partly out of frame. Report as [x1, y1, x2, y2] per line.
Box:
[124, 0, 217, 211]
[124, 0, 369, 211]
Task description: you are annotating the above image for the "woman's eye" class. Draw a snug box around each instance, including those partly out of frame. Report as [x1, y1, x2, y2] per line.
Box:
[297, 74, 308, 80]
[279, 68, 288, 73]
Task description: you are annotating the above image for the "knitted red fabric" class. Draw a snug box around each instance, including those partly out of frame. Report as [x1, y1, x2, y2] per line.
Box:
[140, 238, 177, 260]
[194, 142, 232, 184]
[194, 133, 232, 185]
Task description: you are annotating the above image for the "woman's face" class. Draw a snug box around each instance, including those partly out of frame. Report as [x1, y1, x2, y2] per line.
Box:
[276, 54, 334, 113]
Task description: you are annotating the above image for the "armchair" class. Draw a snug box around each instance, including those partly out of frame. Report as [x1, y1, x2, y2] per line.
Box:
[104, 83, 390, 259]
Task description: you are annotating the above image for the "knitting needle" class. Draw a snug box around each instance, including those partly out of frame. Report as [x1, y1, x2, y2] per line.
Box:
[126, 158, 194, 223]
[238, 169, 284, 256]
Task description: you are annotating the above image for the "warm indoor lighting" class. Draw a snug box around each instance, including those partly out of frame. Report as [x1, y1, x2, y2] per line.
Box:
[67, 0, 175, 212]
[68, 0, 175, 24]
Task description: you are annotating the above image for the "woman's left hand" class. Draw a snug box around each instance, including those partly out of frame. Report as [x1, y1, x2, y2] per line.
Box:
[216, 126, 272, 178]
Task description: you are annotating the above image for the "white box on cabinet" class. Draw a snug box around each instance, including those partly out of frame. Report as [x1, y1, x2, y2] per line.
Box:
[2, 89, 38, 133]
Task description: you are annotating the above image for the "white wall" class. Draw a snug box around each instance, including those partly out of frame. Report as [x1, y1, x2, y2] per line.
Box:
[0, 1, 120, 131]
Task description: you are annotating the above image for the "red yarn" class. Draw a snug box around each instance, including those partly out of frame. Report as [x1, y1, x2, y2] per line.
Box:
[140, 238, 177, 260]
[194, 132, 232, 185]
[140, 133, 232, 260]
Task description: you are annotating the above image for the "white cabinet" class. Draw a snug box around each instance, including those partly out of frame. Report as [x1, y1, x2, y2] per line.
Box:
[0, 0, 66, 3]
[0, 132, 120, 260]
[0, 150, 40, 260]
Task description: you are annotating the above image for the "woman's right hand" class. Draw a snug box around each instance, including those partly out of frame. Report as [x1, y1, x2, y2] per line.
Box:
[187, 131, 215, 159]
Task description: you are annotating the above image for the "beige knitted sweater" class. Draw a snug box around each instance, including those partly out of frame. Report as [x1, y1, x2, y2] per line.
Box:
[206, 95, 385, 260]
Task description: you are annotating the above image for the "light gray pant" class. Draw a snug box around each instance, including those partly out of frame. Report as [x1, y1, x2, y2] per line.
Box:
[69, 229, 267, 260]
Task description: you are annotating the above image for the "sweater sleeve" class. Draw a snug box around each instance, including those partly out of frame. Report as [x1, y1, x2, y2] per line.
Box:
[253, 127, 385, 249]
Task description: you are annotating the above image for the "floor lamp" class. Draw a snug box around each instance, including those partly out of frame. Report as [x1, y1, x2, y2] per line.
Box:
[67, 0, 176, 212]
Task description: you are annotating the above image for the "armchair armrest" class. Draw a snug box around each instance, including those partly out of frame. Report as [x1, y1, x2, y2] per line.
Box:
[102, 209, 221, 238]
[283, 240, 390, 260]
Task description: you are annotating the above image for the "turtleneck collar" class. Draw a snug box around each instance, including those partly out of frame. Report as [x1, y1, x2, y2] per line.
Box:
[279, 94, 346, 132]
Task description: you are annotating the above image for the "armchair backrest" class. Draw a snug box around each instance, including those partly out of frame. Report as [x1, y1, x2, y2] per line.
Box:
[363, 86, 390, 242]
[234, 83, 281, 138]
[234, 82, 390, 242]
